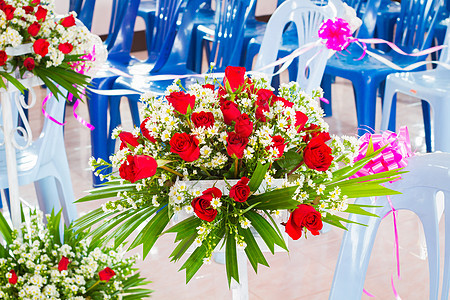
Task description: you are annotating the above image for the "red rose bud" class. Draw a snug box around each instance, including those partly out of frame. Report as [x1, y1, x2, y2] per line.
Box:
[98, 267, 115, 282]
[303, 136, 333, 171]
[191, 111, 214, 129]
[58, 42, 73, 54]
[191, 193, 218, 222]
[224, 66, 246, 92]
[23, 57, 35, 71]
[119, 155, 158, 183]
[202, 186, 222, 198]
[140, 117, 156, 143]
[8, 270, 17, 284]
[35, 6, 47, 21]
[166, 91, 195, 115]
[58, 256, 70, 271]
[202, 83, 215, 90]
[33, 38, 49, 56]
[60, 14, 76, 27]
[118, 131, 140, 149]
[226, 132, 248, 159]
[220, 100, 241, 125]
[294, 111, 308, 132]
[27, 21, 41, 37]
[169, 133, 200, 162]
[229, 177, 250, 202]
[3, 5, 15, 20]
[234, 113, 253, 138]
[266, 135, 286, 158]
[22, 5, 33, 14]
[31, 0, 40, 4]
[285, 204, 323, 240]
[0, 50, 7, 66]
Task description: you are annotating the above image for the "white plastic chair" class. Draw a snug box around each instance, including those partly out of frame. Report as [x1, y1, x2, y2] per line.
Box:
[252, 0, 344, 93]
[380, 23, 450, 152]
[0, 87, 77, 225]
[329, 153, 450, 300]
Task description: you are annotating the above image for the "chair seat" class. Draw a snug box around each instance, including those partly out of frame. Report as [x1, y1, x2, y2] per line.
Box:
[387, 69, 450, 96]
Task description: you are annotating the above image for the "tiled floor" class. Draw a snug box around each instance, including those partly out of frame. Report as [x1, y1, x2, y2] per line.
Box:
[3, 59, 444, 299]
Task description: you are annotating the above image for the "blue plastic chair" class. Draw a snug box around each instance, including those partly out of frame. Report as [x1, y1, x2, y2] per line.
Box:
[380, 23, 450, 153]
[329, 152, 450, 300]
[0, 87, 77, 225]
[253, 0, 343, 94]
[321, 0, 442, 137]
[136, 0, 157, 56]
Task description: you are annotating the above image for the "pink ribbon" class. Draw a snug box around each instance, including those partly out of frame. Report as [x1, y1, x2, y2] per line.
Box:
[42, 92, 66, 126]
[353, 126, 412, 299]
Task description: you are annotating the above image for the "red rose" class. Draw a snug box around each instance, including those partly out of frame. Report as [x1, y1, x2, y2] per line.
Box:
[99, 267, 115, 282]
[27, 21, 41, 36]
[31, 0, 40, 4]
[294, 111, 308, 132]
[167, 91, 195, 115]
[33, 39, 49, 56]
[303, 136, 333, 171]
[169, 133, 200, 162]
[3, 5, 15, 20]
[203, 187, 222, 198]
[58, 42, 73, 54]
[202, 83, 215, 90]
[140, 117, 156, 143]
[229, 177, 250, 202]
[23, 57, 35, 71]
[119, 155, 158, 183]
[255, 91, 271, 122]
[272, 96, 293, 108]
[285, 204, 323, 240]
[191, 111, 214, 129]
[35, 6, 47, 21]
[226, 132, 248, 159]
[22, 5, 33, 14]
[0, 50, 7, 66]
[191, 193, 218, 222]
[220, 100, 241, 125]
[118, 131, 139, 149]
[302, 124, 320, 142]
[8, 270, 17, 284]
[266, 135, 286, 158]
[58, 256, 70, 271]
[255, 105, 269, 122]
[60, 15, 76, 27]
[224, 66, 246, 92]
[234, 113, 253, 138]
[256, 88, 274, 102]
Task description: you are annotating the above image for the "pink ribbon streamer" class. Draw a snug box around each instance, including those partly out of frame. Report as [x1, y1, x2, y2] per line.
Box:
[69, 92, 95, 130]
[352, 126, 412, 299]
[42, 92, 66, 126]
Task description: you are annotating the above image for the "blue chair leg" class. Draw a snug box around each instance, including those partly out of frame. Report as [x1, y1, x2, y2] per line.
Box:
[353, 77, 378, 136]
[421, 100, 432, 152]
[321, 75, 333, 117]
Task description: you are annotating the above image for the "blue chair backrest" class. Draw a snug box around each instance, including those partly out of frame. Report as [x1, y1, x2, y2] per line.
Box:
[210, 0, 252, 71]
[69, 0, 83, 13]
[394, 0, 443, 52]
[440, 23, 450, 65]
[77, 0, 96, 31]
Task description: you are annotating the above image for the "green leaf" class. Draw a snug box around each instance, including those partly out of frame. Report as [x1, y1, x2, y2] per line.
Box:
[225, 231, 239, 286]
[88, 209, 138, 243]
[247, 186, 299, 210]
[343, 204, 380, 217]
[76, 184, 137, 202]
[238, 226, 269, 273]
[112, 207, 156, 248]
[276, 150, 303, 170]
[129, 206, 170, 257]
[248, 162, 270, 192]
[170, 233, 197, 262]
[339, 182, 402, 198]
[0, 72, 27, 93]
[245, 211, 287, 254]
[0, 212, 13, 245]
[46, 210, 62, 245]
[321, 216, 347, 230]
[164, 216, 202, 242]
[74, 208, 116, 233]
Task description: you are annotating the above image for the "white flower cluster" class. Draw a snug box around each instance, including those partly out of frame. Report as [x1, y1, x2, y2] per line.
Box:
[0, 210, 139, 300]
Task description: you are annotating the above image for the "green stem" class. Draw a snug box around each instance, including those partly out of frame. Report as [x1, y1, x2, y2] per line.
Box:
[160, 165, 184, 178]
[234, 158, 238, 178]
[200, 166, 212, 177]
[85, 280, 100, 294]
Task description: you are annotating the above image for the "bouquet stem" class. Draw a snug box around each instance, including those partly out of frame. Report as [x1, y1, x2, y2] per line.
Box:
[160, 165, 184, 178]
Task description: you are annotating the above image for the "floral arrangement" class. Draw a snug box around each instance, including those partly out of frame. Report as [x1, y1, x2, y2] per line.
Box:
[0, 0, 98, 100]
[0, 209, 152, 299]
[77, 66, 402, 285]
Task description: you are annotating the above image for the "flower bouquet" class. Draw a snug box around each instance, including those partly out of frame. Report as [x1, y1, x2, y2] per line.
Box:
[0, 0, 99, 100]
[76, 66, 403, 285]
[0, 209, 151, 299]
